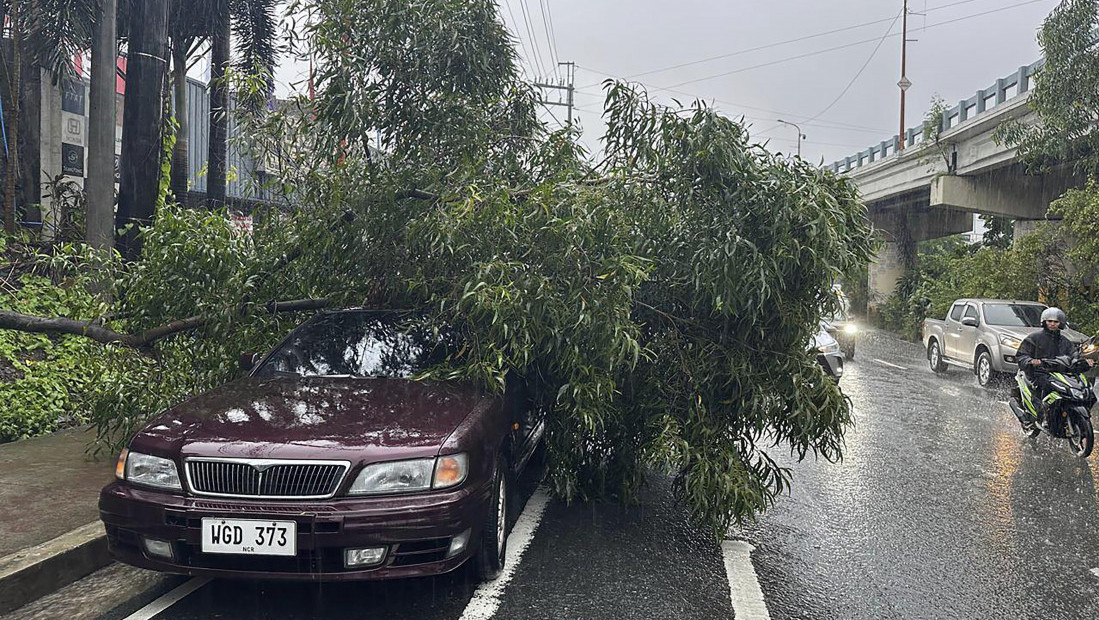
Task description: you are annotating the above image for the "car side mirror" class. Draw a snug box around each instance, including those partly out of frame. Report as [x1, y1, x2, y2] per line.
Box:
[239, 352, 260, 372]
[961, 317, 978, 328]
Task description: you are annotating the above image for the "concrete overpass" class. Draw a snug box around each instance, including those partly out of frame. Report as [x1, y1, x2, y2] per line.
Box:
[826, 58, 1083, 309]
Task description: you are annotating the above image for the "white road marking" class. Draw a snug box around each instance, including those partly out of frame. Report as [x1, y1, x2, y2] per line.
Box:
[873, 358, 908, 370]
[459, 487, 552, 620]
[721, 540, 772, 620]
[122, 577, 211, 620]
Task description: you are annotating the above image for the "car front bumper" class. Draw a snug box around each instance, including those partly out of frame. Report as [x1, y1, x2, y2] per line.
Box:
[99, 478, 493, 581]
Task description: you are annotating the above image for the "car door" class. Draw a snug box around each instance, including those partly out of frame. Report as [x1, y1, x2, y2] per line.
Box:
[945, 303, 965, 359]
[503, 374, 546, 472]
[956, 303, 980, 365]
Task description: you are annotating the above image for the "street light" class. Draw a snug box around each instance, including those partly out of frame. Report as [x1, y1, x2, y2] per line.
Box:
[777, 119, 806, 158]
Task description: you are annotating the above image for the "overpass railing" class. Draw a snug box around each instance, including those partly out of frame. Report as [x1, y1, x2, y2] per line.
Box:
[826, 58, 1044, 174]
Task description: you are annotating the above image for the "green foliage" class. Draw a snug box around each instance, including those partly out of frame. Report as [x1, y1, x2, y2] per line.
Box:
[997, 0, 1099, 174]
[873, 220, 1099, 341]
[981, 215, 1014, 249]
[0, 272, 99, 441]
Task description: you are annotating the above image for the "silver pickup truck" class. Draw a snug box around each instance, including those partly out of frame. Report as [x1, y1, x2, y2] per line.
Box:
[922, 298, 1088, 387]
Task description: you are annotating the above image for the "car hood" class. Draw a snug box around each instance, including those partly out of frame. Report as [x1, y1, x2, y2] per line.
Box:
[992, 325, 1089, 345]
[131, 377, 490, 463]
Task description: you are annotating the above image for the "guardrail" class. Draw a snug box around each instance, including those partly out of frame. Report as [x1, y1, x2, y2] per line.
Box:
[826, 58, 1044, 173]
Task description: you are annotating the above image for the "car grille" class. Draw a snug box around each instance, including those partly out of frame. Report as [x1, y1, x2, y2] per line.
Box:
[185, 459, 349, 499]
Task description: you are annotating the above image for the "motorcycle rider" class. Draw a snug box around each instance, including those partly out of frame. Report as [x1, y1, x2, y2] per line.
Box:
[1016, 307, 1095, 430]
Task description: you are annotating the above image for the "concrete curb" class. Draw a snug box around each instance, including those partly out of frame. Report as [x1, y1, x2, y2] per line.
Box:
[0, 522, 110, 615]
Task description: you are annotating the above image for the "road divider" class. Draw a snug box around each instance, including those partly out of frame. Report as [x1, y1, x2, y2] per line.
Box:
[873, 358, 908, 371]
[721, 539, 771, 620]
[122, 577, 211, 620]
[459, 487, 552, 620]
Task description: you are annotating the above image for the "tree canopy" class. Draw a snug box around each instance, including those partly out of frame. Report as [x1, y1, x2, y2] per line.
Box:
[998, 0, 1099, 175]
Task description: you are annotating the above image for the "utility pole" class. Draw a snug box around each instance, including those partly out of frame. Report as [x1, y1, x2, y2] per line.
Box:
[897, 0, 911, 152]
[776, 119, 805, 158]
[533, 61, 575, 129]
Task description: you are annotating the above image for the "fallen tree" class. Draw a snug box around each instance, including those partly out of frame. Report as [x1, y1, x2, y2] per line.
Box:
[0, 0, 874, 536]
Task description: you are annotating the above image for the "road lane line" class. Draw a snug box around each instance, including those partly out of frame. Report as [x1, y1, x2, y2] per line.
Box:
[721, 540, 771, 620]
[873, 358, 908, 370]
[459, 486, 552, 620]
[122, 577, 211, 620]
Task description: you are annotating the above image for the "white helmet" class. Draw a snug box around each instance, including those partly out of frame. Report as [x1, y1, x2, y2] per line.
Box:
[1041, 307, 1067, 325]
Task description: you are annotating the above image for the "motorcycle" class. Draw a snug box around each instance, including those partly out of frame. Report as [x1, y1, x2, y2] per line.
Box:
[1008, 346, 1097, 458]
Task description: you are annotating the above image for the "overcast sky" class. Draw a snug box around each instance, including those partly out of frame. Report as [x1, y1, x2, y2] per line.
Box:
[262, 0, 1058, 165]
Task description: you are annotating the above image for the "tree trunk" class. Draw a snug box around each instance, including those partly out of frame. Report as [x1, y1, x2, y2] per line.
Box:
[3, 8, 22, 235]
[116, 0, 169, 260]
[86, 0, 119, 250]
[207, 6, 229, 208]
[169, 45, 190, 206]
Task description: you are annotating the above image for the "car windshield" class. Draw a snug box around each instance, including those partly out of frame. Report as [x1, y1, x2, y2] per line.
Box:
[254, 312, 455, 378]
[982, 303, 1045, 327]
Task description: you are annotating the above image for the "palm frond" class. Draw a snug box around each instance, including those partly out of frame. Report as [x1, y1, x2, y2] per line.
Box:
[25, 0, 98, 80]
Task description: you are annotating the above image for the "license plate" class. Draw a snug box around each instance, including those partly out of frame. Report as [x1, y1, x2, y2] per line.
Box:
[201, 518, 297, 556]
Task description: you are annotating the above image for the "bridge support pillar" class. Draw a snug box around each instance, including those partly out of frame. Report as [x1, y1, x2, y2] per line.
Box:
[868, 238, 913, 315]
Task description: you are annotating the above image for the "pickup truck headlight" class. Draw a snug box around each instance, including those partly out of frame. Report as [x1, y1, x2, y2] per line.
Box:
[999, 335, 1022, 350]
[348, 454, 468, 495]
[122, 450, 182, 491]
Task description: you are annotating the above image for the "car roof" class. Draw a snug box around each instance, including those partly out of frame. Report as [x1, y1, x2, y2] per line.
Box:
[953, 299, 1045, 306]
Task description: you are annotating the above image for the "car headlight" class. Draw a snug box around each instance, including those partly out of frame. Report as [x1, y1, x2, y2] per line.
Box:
[818, 342, 840, 355]
[348, 454, 468, 495]
[843, 324, 857, 335]
[1000, 335, 1022, 350]
[122, 450, 182, 491]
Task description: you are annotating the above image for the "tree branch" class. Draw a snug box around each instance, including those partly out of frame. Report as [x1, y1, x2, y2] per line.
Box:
[0, 298, 331, 351]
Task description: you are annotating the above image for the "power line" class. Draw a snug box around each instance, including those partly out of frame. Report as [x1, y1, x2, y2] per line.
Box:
[538, 0, 560, 70]
[799, 9, 904, 126]
[573, 71, 891, 133]
[579, 0, 1033, 90]
[573, 84, 894, 133]
[502, 0, 539, 78]
[661, 0, 1054, 90]
[517, 0, 548, 77]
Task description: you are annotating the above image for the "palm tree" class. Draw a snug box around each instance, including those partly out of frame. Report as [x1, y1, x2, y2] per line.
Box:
[167, 1, 216, 205]
[0, 0, 97, 234]
[168, 0, 277, 207]
[115, 0, 169, 260]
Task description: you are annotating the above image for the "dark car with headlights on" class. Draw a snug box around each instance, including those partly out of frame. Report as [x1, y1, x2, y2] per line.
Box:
[99, 310, 544, 582]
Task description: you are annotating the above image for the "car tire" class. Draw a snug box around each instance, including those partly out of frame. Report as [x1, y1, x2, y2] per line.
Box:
[844, 343, 855, 360]
[474, 459, 509, 582]
[976, 349, 994, 388]
[928, 340, 947, 374]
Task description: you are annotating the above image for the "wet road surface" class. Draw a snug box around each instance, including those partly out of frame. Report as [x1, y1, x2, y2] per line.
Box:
[743, 329, 1099, 620]
[81, 329, 1099, 620]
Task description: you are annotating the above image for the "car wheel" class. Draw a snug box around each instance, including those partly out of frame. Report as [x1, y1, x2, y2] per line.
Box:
[928, 341, 947, 374]
[976, 349, 994, 388]
[474, 459, 508, 581]
[844, 343, 855, 360]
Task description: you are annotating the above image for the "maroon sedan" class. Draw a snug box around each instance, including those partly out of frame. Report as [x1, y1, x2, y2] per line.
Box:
[99, 310, 544, 581]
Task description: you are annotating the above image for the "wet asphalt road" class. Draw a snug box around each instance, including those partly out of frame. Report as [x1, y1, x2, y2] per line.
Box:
[87, 329, 1099, 620]
[743, 329, 1099, 620]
